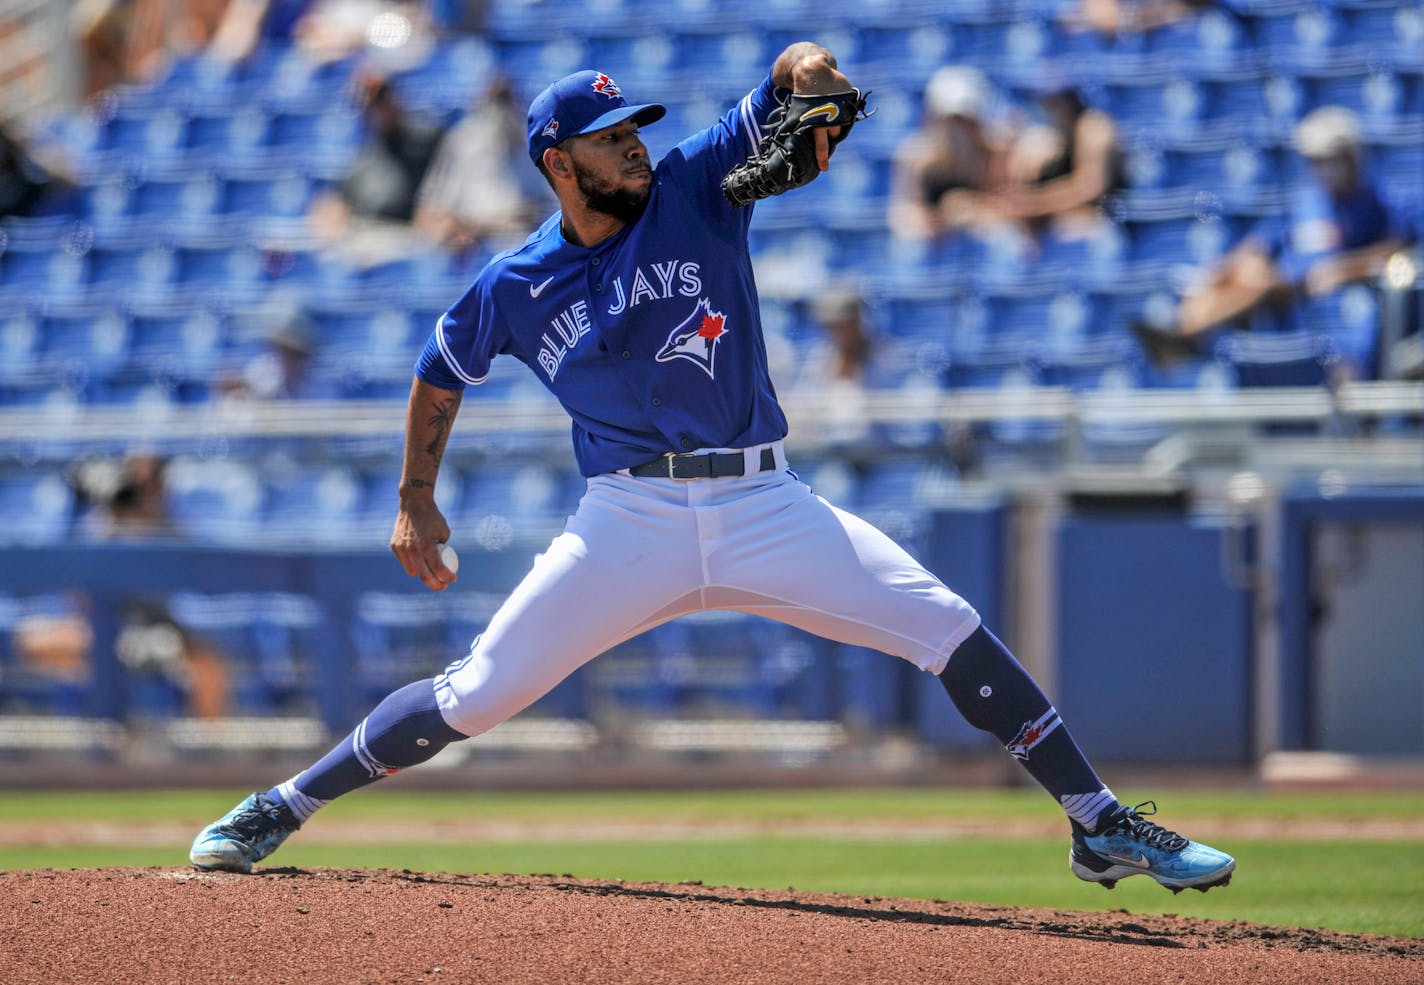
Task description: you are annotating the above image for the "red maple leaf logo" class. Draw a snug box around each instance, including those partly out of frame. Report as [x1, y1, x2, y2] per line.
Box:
[1020, 726, 1042, 746]
[591, 73, 622, 99]
[698, 312, 726, 340]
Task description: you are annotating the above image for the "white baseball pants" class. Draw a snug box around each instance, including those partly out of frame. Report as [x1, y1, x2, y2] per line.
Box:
[434, 442, 982, 736]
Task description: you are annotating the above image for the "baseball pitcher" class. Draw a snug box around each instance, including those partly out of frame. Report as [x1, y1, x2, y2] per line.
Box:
[192, 43, 1234, 894]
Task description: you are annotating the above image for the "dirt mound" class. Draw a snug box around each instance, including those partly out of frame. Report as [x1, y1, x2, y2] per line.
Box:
[3, 868, 1420, 984]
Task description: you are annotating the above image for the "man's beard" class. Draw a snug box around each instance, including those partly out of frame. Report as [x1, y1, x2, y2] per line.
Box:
[576, 166, 650, 225]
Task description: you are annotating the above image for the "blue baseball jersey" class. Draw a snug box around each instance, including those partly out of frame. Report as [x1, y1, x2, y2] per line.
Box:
[419, 77, 788, 476]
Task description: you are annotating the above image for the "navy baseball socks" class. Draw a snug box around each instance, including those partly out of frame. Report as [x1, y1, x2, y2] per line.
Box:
[938, 625, 1235, 892]
[190, 679, 468, 872]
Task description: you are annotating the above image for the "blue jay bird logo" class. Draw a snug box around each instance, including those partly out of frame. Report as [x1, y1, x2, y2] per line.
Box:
[656, 299, 728, 379]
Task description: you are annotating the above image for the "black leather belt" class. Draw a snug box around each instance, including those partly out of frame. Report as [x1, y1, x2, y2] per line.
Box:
[629, 447, 777, 480]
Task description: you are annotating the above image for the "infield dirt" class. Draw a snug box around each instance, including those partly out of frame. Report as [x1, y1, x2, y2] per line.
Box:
[3, 867, 1420, 984]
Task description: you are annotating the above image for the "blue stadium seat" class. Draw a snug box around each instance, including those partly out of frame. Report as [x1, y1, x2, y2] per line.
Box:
[350, 592, 479, 702]
[585, 31, 677, 91]
[253, 48, 358, 111]
[964, 17, 1055, 80]
[220, 167, 314, 218]
[0, 471, 74, 544]
[87, 241, 178, 296]
[1101, 73, 1209, 136]
[307, 301, 421, 389]
[0, 240, 88, 302]
[1160, 135, 1283, 211]
[173, 241, 266, 294]
[493, 36, 591, 93]
[635, 610, 829, 720]
[1299, 64, 1421, 130]
[1219, 329, 1335, 386]
[1073, 361, 1176, 455]
[1371, 131, 1424, 208]
[456, 463, 574, 540]
[1123, 212, 1238, 268]
[486, 0, 591, 38]
[165, 458, 266, 543]
[0, 308, 40, 385]
[856, 459, 958, 552]
[387, 37, 499, 117]
[148, 53, 242, 109]
[1335, 0, 1419, 54]
[1298, 284, 1381, 377]
[126, 303, 229, 383]
[185, 105, 272, 165]
[38, 305, 130, 385]
[263, 465, 365, 543]
[1039, 332, 1143, 389]
[266, 107, 362, 175]
[97, 106, 189, 163]
[856, 22, 957, 87]
[877, 289, 955, 342]
[1149, 7, 1252, 62]
[128, 172, 223, 221]
[1248, 3, 1345, 70]
[673, 29, 771, 89]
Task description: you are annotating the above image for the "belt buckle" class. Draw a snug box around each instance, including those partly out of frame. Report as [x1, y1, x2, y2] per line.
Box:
[665, 454, 692, 481]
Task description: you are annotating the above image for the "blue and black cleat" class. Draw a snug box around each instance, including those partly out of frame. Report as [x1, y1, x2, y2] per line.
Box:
[190, 792, 301, 874]
[1070, 801, 1235, 894]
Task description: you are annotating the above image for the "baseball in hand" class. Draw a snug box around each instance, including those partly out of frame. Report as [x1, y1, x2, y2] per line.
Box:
[437, 542, 459, 576]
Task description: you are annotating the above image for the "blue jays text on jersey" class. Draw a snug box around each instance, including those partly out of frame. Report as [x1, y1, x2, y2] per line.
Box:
[416, 76, 790, 476]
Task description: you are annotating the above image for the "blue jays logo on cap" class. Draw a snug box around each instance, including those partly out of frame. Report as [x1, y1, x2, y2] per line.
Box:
[527, 70, 667, 166]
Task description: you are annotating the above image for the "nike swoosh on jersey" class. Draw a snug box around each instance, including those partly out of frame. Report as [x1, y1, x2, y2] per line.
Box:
[530, 276, 555, 298]
[1106, 851, 1152, 869]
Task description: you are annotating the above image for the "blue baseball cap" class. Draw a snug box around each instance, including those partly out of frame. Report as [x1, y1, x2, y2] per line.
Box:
[527, 70, 666, 166]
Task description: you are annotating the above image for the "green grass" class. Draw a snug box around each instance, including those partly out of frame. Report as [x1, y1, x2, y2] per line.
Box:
[2, 788, 1422, 937]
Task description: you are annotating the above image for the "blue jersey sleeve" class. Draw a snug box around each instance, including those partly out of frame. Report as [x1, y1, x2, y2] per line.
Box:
[655, 76, 783, 230]
[419, 268, 511, 388]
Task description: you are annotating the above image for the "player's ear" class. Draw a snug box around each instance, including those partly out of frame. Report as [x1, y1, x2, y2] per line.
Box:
[544, 147, 571, 179]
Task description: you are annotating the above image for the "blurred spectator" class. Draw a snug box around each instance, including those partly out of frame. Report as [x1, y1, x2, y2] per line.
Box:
[1065, 0, 1213, 37]
[308, 73, 445, 263]
[787, 290, 902, 447]
[73, 0, 230, 97]
[10, 595, 232, 719]
[211, 0, 452, 67]
[8, 597, 93, 716]
[209, 0, 319, 63]
[115, 599, 230, 719]
[219, 307, 331, 399]
[0, 123, 80, 219]
[413, 76, 555, 253]
[889, 67, 1008, 241]
[996, 85, 1123, 237]
[1133, 107, 1416, 366]
[73, 452, 174, 541]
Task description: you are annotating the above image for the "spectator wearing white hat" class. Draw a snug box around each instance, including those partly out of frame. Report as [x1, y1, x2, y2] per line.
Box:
[1132, 106, 1415, 368]
[888, 66, 1010, 241]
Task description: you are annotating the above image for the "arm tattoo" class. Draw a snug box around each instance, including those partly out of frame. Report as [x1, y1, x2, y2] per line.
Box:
[423, 394, 462, 458]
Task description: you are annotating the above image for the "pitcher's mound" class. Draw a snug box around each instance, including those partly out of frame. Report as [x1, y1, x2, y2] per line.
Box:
[3, 867, 1419, 984]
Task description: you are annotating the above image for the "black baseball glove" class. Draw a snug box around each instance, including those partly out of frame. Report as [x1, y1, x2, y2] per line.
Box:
[721, 88, 870, 207]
